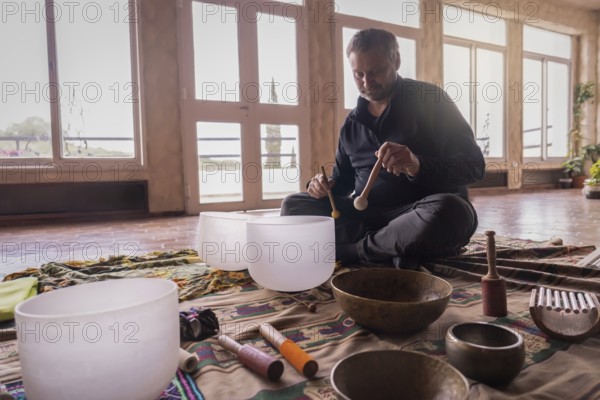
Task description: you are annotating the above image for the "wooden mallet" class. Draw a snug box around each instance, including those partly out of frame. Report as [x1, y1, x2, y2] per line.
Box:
[218, 334, 284, 381]
[320, 166, 340, 219]
[260, 323, 318, 378]
[481, 230, 507, 317]
[353, 157, 383, 211]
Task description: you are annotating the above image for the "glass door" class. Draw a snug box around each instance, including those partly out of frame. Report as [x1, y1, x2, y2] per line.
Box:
[178, 0, 309, 213]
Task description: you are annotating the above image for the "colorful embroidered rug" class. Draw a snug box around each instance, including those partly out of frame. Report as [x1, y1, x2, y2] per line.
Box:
[1, 234, 599, 399]
[178, 234, 599, 399]
[0, 369, 204, 400]
[2, 249, 253, 301]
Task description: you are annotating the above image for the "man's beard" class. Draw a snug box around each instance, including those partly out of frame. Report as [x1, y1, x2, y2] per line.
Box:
[359, 80, 395, 102]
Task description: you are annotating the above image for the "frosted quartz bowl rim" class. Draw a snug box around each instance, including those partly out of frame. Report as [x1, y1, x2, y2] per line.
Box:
[199, 211, 257, 220]
[247, 215, 333, 226]
[15, 278, 178, 320]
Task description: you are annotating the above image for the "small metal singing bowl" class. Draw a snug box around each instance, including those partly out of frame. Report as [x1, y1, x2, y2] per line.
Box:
[331, 350, 469, 400]
[445, 322, 525, 386]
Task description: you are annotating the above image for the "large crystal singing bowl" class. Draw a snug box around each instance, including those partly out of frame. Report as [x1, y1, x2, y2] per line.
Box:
[14, 278, 179, 400]
[246, 216, 335, 292]
[198, 211, 259, 271]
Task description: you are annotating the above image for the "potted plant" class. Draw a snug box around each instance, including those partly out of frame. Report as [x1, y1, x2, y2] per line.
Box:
[568, 82, 595, 158]
[583, 160, 600, 199]
[582, 143, 600, 164]
[561, 156, 584, 188]
[566, 82, 595, 188]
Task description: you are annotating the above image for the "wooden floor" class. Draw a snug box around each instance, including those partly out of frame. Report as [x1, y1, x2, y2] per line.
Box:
[1, 188, 598, 277]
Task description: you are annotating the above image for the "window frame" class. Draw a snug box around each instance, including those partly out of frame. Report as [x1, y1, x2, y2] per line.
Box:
[178, 0, 311, 213]
[442, 36, 507, 162]
[522, 51, 573, 163]
[1, 0, 145, 172]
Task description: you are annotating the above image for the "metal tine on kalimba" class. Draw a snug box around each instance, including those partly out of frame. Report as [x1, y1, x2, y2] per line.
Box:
[542, 288, 597, 313]
[578, 292, 589, 313]
[561, 291, 571, 313]
[585, 293, 598, 311]
[554, 290, 562, 312]
[545, 287, 553, 310]
[569, 292, 579, 314]
[536, 287, 545, 309]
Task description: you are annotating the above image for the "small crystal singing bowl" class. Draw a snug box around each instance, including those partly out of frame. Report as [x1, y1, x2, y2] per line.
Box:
[445, 322, 525, 386]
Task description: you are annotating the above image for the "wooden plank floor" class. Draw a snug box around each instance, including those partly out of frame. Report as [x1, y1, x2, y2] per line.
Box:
[1, 188, 598, 277]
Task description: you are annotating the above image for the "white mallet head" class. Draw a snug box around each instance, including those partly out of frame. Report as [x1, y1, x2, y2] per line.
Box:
[353, 196, 368, 211]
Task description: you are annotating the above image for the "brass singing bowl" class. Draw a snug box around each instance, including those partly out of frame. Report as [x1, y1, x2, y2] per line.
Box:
[331, 268, 452, 334]
[331, 350, 469, 400]
[445, 322, 525, 386]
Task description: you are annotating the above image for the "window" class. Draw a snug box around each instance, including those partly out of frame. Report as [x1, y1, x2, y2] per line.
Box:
[181, 0, 308, 212]
[443, 5, 506, 159]
[0, 1, 141, 161]
[523, 26, 571, 160]
[336, 0, 420, 28]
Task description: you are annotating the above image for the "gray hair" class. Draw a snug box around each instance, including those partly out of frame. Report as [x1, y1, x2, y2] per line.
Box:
[345, 28, 399, 61]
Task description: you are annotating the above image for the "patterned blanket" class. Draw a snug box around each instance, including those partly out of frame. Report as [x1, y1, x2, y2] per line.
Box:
[1, 234, 599, 399]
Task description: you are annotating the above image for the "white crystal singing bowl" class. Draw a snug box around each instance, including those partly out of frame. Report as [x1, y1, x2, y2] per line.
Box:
[246, 216, 336, 292]
[14, 278, 179, 400]
[198, 211, 259, 271]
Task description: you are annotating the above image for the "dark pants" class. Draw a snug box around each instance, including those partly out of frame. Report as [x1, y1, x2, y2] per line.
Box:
[280, 192, 478, 268]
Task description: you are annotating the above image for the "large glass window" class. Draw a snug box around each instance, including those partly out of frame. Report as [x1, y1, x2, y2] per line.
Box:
[0, 0, 51, 158]
[0, 1, 140, 160]
[183, 0, 308, 212]
[443, 6, 506, 158]
[336, 0, 420, 28]
[258, 14, 298, 105]
[443, 4, 506, 46]
[523, 26, 571, 160]
[193, 3, 240, 102]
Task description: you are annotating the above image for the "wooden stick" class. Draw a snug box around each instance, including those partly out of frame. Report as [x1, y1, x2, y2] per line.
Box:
[353, 157, 383, 211]
[320, 166, 340, 219]
[284, 292, 317, 313]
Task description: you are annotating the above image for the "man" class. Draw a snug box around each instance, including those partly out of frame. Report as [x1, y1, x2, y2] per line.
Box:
[281, 28, 485, 268]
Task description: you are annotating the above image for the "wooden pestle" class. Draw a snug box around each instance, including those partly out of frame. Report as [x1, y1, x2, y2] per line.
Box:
[353, 157, 384, 211]
[481, 230, 507, 317]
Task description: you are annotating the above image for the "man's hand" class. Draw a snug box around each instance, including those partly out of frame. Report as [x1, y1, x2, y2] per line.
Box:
[376, 142, 420, 177]
[307, 172, 335, 199]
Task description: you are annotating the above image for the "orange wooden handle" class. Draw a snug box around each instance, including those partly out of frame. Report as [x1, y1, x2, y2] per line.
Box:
[280, 339, 318, 378]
